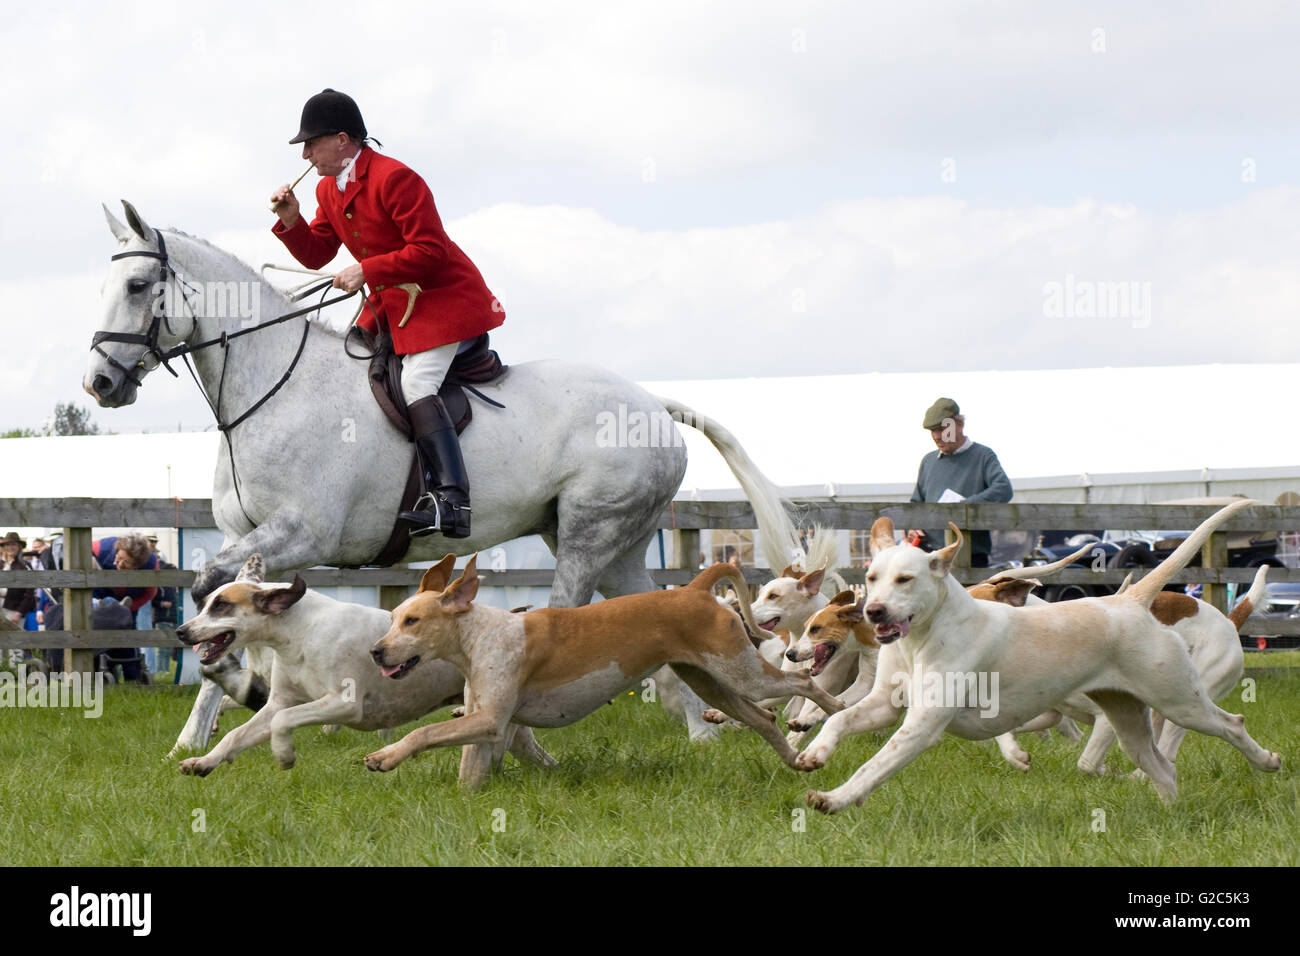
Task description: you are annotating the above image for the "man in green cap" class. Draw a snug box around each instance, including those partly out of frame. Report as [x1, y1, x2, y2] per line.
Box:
[906, 397, 1012, 567]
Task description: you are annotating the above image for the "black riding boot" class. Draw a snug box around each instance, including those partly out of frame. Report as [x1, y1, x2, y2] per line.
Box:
[399, 395, 472, 539]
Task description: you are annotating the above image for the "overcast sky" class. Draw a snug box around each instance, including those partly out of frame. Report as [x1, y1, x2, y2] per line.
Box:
[4, 0, 1298, 435]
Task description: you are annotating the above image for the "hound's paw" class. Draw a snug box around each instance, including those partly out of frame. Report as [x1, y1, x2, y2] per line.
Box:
[1006, 749, 1031, 772]
[787, 715, 821, 733]
[702, 708, 729, 724]
[1265, 752, 1281, 772]
[178, 757, 214, 777]
[795, 748, 827, 772]
[365, 748, 402, 772]
[450, 706, 466, 719]
[806, 790, 838, 814]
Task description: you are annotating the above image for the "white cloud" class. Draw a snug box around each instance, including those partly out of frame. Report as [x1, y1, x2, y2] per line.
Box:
[453, 187, 1300, 380]
[6, 1, 1300, 440]
[9, 184, 1296, 433]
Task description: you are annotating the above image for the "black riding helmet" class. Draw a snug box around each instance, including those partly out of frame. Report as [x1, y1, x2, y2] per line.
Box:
[289, 88, 367, 144]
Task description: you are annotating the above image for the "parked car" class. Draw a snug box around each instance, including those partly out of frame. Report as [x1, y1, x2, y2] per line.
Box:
[1029, 498, 1284, 603]
[1237, 581, 1300, 652]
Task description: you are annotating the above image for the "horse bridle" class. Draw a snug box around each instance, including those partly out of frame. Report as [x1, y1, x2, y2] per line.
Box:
[92, 231, 197, 386]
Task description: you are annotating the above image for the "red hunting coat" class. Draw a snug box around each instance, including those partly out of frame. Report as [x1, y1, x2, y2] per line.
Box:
[272, 148, 503, 354]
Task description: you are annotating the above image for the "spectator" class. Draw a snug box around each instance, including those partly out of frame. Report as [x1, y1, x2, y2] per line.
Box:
[1, 532, 36, 629]
[27, 537, 53, 569]
[90, 533, 157, 683]
[907, 397, 1013, 569]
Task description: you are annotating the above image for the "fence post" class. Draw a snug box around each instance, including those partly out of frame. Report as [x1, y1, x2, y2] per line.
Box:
[1202, 530, 1228, 614]
[62, 524, 94, 681]
[378, 585, 409, 612]
[675, 529, 701, 577]
[946, 526, 972, 569]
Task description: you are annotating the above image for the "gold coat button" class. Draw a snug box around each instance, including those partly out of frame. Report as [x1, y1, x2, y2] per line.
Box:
[345, 212, 353, 219]
[352, 231, 360, 237]
[361, 248, 368, 255]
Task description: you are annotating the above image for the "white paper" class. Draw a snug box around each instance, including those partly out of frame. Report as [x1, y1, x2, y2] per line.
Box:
[938, 488, 966, 503]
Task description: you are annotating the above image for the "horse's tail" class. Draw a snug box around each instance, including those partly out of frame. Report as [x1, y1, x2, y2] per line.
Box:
[654, 395, 800, 572]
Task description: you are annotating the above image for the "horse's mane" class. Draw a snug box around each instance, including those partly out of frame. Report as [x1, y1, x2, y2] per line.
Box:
[162, 228, 348, 340]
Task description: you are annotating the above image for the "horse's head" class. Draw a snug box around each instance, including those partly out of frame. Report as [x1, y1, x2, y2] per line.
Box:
[85, 200, 192, 408]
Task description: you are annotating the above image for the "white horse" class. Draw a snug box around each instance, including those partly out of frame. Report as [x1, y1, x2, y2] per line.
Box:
[86, 201, 807, 758]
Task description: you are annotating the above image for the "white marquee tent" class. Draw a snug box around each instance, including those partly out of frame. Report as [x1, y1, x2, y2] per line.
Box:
[4, 363, 1299, 510]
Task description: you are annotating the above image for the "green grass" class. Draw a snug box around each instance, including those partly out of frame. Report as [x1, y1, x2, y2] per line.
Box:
[1245, 650, 1300, 670]
[1, 674, 1296, 866]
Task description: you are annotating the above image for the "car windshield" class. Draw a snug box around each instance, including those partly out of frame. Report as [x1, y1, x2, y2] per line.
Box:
[1102, 530, 1164, 546]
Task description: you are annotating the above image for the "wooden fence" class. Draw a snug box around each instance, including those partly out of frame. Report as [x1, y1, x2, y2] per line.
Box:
[2, 498, 1297, 676]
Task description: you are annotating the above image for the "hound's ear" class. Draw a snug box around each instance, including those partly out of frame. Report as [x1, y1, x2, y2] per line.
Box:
[442, 554, 479, 612]
[104, 203, 132, 243]
[236, 554, 265, 584]
[991, 579, 1037, 607]
[929, 523, 964, 578]
[828, 589, 856, 607]
[797, 567, 825, 597]
[252, 573, 307, 615]
[120, 199, 155, 243]
[779, 564, 797, 580]
[837, 601, 865, 624]
[419, 554, 457, 593]
[869, 517, 895, 557]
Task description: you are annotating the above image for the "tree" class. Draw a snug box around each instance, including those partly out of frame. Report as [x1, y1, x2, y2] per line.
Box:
[0, 403, 104, 439]
[49, 402, 101, 436]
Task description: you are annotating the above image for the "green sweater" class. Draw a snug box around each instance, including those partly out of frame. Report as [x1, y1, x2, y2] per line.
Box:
[910, 441, 1012, 556]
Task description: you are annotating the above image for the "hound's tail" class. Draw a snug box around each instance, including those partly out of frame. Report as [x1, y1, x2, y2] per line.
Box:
[687, 564, 761, 637]
[1126, 498, 1256, 608]
[801, 527, 841, 587]
[976, 540, 1097, 586]
[1229, 565, 1269, 631]
[655, 395, 802, 573]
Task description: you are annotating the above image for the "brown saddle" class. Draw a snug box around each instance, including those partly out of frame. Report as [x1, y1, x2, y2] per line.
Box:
[360, 329, 508, 566]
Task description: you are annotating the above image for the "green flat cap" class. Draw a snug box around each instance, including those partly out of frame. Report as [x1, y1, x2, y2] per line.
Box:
[923, 397, 960, 430]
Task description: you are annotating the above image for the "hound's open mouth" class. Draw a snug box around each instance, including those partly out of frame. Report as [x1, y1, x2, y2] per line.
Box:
[199, 633, 236, 664]
[758, 617, 780, 632]
[874, 617, 913, 644]
[810, 643, 836, 676]
[380, 656, 420, 680]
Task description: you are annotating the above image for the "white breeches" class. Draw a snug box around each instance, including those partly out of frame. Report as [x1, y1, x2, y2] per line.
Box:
[400, 339, 473, 402]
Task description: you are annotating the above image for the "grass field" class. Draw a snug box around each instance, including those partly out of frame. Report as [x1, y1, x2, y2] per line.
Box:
[1, 662, 1296, 866]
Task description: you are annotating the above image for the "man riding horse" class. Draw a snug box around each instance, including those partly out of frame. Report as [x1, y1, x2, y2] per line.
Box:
[269, 88, 500, 539]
